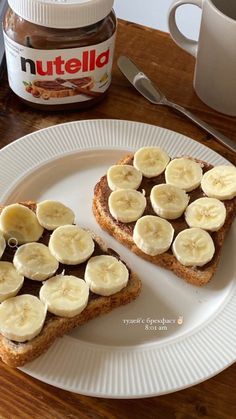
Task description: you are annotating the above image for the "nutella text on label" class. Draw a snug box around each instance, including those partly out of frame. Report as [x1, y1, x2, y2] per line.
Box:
[21, 49, 110, 76]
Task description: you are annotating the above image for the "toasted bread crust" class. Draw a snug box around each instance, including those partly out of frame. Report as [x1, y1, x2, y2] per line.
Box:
[93, 155, 236, 286]
[0, 202, 141, 367]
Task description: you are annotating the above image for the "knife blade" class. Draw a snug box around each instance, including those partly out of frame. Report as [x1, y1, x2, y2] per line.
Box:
[117, 55, 164, 104]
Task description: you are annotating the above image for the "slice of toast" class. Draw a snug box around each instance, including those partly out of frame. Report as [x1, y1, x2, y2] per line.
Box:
[93, 154, 236, 286]
[0, 201, 141, 367]
[31, 77, 94, 99]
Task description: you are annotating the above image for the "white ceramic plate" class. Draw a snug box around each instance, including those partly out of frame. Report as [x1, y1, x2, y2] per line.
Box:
[0, 120, 235, 398]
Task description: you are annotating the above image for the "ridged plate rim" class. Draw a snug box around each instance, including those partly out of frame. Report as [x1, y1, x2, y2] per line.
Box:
[0, 119, 234, 398]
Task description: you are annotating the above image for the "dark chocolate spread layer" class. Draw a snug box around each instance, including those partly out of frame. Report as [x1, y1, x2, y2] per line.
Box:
[4, 9, 116, 50]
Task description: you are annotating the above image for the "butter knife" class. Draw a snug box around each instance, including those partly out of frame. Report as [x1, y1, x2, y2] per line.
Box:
[118, 55, 236, 153]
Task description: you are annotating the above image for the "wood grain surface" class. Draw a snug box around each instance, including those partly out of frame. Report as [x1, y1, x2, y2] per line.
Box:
[0, 19, 235, 419]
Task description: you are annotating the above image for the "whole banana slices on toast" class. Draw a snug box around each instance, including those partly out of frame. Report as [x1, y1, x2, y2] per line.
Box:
[93, 146, 236, 285]
[0, 200, 141, 366]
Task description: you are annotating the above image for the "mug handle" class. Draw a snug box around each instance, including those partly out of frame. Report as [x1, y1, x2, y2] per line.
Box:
[168, 0, 203, 57]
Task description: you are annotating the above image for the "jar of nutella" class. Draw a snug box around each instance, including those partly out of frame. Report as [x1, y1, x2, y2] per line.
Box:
[3, 0, 117, 111]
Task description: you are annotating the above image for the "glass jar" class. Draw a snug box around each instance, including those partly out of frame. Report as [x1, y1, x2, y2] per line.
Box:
[3, 0, 117, 111]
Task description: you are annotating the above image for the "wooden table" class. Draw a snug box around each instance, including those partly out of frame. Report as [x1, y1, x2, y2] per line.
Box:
[0, 20, 235, 419]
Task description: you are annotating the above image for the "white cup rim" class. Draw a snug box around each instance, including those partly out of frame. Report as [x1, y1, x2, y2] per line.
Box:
[208, 0, 236, 24]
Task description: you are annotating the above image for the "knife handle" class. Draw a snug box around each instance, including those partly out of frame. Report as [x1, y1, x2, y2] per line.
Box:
[167, 101, 236, 153]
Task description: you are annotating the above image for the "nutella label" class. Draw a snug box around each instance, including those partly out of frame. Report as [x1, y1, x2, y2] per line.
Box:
[4, 32, 116, 105]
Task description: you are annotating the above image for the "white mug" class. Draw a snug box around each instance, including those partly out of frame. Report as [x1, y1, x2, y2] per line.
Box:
[168, 0, 236, 116]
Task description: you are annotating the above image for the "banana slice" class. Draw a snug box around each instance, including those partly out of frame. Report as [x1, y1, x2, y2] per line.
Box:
[0, 232, 6, 259]
[185, 197, 226, 231]
[150, 184, 189, 219]
[40, 275, 89, 318]
[107, 165, 142, 191]
[201, 165, 236, 200]
[36, 200, 75, 230]
[84, 255, 129, 296]
[133, 147, 170, 178]
[165, 158, 203, 191]
[13, 243, 59, 281]
[49, 225, 94, 265]
[108, 189, 146, 223]
[172, 228, 215, 267]
[0, 294, 47, 342]
[0, 262, 24, 302]
[0, 204, 44, 244]
[133, 215, 174, 256]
